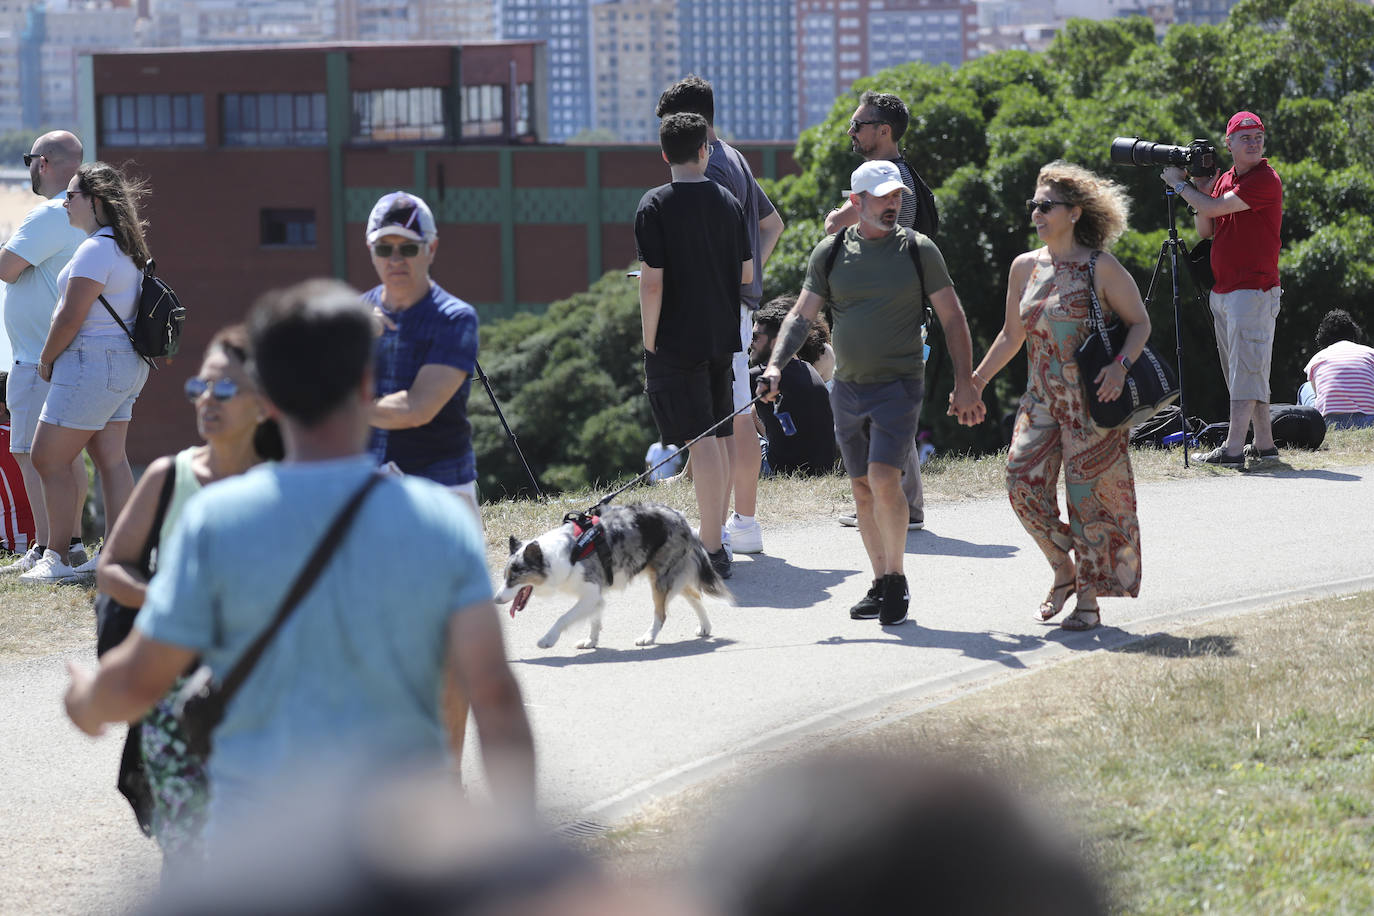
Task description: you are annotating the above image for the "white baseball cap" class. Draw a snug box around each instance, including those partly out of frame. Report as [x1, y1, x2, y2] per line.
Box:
[366, 191, 437, 244]
[847, 160, 910, 198]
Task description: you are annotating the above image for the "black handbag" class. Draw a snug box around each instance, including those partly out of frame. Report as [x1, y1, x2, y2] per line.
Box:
[174, 473, 383, 760]
[95, 463, 178, 658]
[1074, 251, 1180, 430]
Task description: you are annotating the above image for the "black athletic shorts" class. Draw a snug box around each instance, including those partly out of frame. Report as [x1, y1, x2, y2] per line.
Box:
[643, 349, 735, 447]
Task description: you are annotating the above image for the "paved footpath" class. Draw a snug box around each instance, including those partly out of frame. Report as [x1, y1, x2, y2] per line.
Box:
[3, 464, 1372, 913]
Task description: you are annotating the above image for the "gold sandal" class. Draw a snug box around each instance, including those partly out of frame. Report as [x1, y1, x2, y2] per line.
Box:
[1037, 579, 1076, 622]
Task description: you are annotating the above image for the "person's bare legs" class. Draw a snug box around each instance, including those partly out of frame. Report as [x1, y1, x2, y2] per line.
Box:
[731, 411, 760, 518]
[691, 436, 729, 553]
[85, 422, 136, 545]
[850, 461, 907, 578]
[1249, 400, 1275, 451]
[30, 423, 94, 564]
[70, 453, 88, 544]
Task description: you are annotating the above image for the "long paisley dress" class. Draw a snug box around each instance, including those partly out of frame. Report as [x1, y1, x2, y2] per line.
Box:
[1006, 251, 1141, 598]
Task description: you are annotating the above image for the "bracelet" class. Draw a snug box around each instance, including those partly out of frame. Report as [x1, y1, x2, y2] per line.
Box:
[971, 369, 988, 389]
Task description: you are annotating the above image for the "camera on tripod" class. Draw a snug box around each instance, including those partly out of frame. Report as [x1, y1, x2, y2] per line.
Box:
[1110, 137, 1218, 179]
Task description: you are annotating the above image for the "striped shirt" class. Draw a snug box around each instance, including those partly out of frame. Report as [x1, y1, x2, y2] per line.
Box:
[1305, 340, 1374, 415]
[891, 156, 919, 230]
[0, 425, 35, 552]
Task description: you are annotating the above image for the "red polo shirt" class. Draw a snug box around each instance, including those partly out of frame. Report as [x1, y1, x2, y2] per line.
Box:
[1209, 159, 1282, 294]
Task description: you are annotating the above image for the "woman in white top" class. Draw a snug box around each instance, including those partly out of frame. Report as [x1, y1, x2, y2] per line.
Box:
[24, 162, 152, 582]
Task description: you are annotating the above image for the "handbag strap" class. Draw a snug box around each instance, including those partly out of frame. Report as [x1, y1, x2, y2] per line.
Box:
[216, 472, 384, 704]
[1084, 250, 1115, 355]
[137, 461, 179, 577]
[98, 290, 157, 370]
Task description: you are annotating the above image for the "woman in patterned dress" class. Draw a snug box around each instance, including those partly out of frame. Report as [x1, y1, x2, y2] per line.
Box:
[95, 325, 281, 869]
[967, 162, 1150, 630]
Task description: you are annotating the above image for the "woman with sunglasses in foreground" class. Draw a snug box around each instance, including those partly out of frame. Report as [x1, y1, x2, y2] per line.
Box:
[965, 162, 1150, 631]
[22, 161, 152, 582]
[95, 325, 283, 869]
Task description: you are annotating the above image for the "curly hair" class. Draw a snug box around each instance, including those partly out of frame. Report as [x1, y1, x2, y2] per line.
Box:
[755, 296, 830, 365]
[76, 161, 151, 270]
[1314, 309, 1363, 350]
[1035, 160, 1130, 251]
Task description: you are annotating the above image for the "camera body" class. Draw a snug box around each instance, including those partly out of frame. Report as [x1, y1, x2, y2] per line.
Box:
[1110, 137, 1218, 179]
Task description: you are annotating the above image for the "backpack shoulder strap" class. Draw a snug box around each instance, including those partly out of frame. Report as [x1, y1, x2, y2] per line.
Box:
[822, 228, 846, 280]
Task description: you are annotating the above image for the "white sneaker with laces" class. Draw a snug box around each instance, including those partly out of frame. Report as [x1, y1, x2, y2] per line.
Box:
[1, 544, 43, 575]
[69, 543, 89, 568]
[19, 549, 79, 583]
[725, 513, 764, 554]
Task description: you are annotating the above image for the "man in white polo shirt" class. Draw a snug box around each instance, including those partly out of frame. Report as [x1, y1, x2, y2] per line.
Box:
[0, 130, 90, 573]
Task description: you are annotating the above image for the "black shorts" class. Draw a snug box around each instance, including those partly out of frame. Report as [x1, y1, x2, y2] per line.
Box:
[643, 349, 735, 447]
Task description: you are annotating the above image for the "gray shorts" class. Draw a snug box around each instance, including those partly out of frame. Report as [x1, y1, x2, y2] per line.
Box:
[1210, 286, 1281, 402]
[830, 376, 923, 479]
[39, 334, 150, 430]
[6, 362, 48, 452]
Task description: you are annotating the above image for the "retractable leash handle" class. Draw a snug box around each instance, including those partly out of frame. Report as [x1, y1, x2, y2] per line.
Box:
[583, 393, 766, 516]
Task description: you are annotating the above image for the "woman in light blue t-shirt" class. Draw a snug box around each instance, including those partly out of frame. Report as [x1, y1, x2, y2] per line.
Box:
[24, 161, 152, 583]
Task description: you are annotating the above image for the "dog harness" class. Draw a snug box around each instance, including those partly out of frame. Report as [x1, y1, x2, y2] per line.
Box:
[564, 512, 614, 586]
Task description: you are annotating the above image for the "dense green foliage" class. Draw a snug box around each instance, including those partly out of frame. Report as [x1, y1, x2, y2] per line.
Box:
[476, 0, 1374, 497]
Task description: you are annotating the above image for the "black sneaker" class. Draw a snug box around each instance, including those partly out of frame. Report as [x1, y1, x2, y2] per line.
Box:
[879, 573, 910, 626]
[708, 547, 732, 580]
[849, 579, 882, 619]
[1192, 446, 1245, 468]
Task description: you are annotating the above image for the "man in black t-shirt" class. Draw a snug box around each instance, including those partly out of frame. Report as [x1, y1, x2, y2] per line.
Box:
[634, 113, 754, 578]
[749, 298, 835, 476]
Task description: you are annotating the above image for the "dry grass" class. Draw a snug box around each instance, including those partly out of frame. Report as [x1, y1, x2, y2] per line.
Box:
[578, 592, 1374, 914]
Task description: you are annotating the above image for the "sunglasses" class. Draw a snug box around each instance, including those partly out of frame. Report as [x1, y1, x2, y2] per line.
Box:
[849, 119, 884, 132]
[372, 242, 422, 259]
[23, 153, 45, 167]
[184, 376, 240, 402]
[1026, 199, 1069, 215]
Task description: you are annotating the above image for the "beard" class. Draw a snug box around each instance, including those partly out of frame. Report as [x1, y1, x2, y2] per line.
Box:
[30, 171, 40, 196]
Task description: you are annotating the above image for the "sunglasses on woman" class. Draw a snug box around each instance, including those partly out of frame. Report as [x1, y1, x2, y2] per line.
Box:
[1026, 199, 1069, 215]
[184, 376, 240, 402]
[372, 242, 422, 259]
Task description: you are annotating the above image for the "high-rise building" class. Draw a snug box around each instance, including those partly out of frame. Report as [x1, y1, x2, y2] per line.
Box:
[592, 0, 677, 142]
[1173, 0, 1242, 25]
[498, 0, 595, 142]
[677, 0, 797, 141]
[797, 0, 977, 131]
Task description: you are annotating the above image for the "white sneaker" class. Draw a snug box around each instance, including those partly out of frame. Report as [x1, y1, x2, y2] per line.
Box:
[18, 549, 79, 583]
[1, 545, 42, 575]
[69, 543, 89, 568]
[72, 549, 99, 574]
[725, 513, 764, 554]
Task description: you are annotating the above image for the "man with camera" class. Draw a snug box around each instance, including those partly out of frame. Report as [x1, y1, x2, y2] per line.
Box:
[759, 161, 982, 627]
[1161, 111, 1283, 469]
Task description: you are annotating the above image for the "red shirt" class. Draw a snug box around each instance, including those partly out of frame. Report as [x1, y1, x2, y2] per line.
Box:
[0, 425, 35, 552]
[1209, 159, 1282, 294]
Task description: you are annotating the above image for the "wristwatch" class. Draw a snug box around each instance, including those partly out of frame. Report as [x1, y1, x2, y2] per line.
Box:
[1173, 181, 1190, 196]
[1116, 353, 1133, 371]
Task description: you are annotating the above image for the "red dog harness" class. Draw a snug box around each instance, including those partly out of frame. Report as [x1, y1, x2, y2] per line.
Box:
[564, 512, 614, 585]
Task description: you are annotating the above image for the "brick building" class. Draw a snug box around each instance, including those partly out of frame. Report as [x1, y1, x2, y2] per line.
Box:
[81, 41, 797, 464]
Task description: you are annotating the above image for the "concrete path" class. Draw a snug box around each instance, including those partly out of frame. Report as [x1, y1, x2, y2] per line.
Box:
[3, 463, 1372, 913]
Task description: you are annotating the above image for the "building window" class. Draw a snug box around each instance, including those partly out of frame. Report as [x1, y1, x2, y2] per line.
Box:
[462, 83, 505, 138]
[352, 87, 447, 142]
[515, 82, 533, 136]
[260, 209, 317, 248]
[100, 93, 204, 147]
[224, 92, 327, 147]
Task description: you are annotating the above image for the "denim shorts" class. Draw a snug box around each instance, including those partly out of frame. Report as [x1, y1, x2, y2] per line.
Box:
[6, 362, 48, 452]
[39, 334, 150, 430]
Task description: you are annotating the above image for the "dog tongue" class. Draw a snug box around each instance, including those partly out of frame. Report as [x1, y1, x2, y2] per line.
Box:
[510, 586, 533, 618]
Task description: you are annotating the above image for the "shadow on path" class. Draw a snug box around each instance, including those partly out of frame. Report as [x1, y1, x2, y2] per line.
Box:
[818, 624, 1046, 669]
[1112, 632, 1238, 658]
[728, 554, 860, 609]
[1247, 467, 1362, 482]
[904, 529, 1019, 559]
[514, 636, 740, 668]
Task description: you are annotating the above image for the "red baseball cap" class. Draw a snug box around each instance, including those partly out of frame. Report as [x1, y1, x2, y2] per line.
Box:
[1226, 111, 1264, 136]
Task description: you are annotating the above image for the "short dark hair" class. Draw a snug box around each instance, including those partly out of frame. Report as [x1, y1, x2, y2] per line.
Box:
[660, 113, 709, 166]
[656, 75, 714, 125]
[859, 91, 909, 142]
[1315, 309, 1363, 350]
[247, 279, 373, 428]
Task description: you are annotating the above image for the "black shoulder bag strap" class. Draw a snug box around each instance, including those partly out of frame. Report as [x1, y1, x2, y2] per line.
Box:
[97, 257, 157, 370]
[215, 472, 384, 703]
[138, 461, 179, 578]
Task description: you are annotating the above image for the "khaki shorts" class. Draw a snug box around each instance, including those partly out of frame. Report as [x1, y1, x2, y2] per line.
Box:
[1210, 286, 1281, 402]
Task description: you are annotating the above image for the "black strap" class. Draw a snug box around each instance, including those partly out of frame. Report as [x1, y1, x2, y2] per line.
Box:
[98, 291, 156, 370]
[215, 472, 384, 705]
[137, 460, 179, 577]
[1084, 250, 1112, 352]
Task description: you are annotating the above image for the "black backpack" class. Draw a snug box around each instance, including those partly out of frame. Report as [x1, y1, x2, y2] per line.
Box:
[99, 258, 185, 367]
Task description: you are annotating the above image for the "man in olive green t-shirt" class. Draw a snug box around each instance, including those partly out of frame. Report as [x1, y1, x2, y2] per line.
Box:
[759, 161, 983, 627]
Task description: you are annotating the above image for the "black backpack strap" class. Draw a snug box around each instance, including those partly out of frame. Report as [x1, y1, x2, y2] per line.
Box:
[822, 228, 846, 280]
[138, 460, 179, 577]
[98, 292, 156, 370]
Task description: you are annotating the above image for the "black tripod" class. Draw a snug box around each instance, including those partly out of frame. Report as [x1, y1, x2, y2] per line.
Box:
[473, 359, 545, 501]
[1141, 187, 1207, 468]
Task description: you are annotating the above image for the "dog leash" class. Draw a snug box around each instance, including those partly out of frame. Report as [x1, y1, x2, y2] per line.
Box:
[575, 392, 766, 518]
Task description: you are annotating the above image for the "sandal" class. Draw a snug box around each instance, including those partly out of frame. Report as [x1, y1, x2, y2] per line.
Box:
[1036, 579, 1076, 622]
[1060, 606, 1100, 631]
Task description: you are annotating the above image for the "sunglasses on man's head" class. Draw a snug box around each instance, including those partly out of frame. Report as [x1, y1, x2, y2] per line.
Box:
[184, 376, 240, 402]
[23, 153, 45, 167]
[372, 242, 422, 259]
[1026, 199, 1069, 215]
